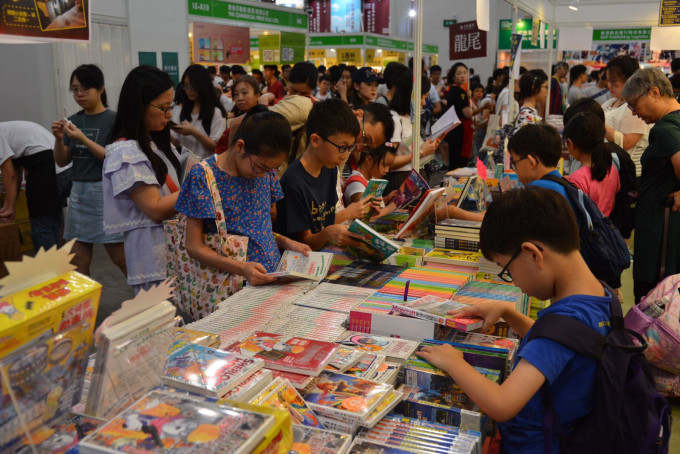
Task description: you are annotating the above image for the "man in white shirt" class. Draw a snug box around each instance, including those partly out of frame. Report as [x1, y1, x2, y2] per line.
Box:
[0, 121, 62, 252]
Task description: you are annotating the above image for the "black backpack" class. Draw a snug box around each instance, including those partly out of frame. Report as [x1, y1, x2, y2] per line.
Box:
[608, 143, 638, 239]
[527, 284, 672, 454]
[540, 174, 630, 283]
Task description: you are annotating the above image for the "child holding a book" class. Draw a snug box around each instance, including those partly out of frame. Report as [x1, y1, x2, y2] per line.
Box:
[343, 144, 398, 218]
[418, 186, 612, 453]
[175, 106, 310, 286]
[275, 99, 365, 250]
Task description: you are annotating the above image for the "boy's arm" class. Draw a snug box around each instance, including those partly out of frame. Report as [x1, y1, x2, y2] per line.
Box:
[418, 345, 545, 422]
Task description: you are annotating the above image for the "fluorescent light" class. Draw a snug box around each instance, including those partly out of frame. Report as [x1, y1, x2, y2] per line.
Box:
[408, 9, 416, 17]
[330, 48, 336, 53]
[377, 49, 383, 53]
[568, 4, 578, 10]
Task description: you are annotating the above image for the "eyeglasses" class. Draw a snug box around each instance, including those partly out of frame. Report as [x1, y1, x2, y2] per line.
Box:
[319, 135, 357, 154]
[182, 84, 196, 93]
[69, 86, 90, 95]
[510, 154, 532, 170]
[497, 244, 543, 283]
[149, 102, 176, 115]
[247, 153, 280, 174]
[626, 92, 647, 113]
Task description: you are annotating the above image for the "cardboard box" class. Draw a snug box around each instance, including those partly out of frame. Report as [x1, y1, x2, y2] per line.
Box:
[0, 271, 101, 358]
[0, 223, 21, 277]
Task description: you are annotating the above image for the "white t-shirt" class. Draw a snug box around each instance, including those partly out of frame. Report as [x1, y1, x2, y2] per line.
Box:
[0, 121, 54, 165]
[428, 85, 441, 104]
[390, 111, 413, 173]
[171, 106, 226, 159]
[582, 85, 612, 105]
[567, 85, 584, 105]
[212, 77, 223, 88]
[219, 94, 234, 113]
[602, 97, 650, 177]
[377, 84, 389, 98]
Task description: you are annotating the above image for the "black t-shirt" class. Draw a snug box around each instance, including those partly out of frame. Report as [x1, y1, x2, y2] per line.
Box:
[446, 85, 468, 145]
[275, 159, 337, 238]
[64, 109, 116, 181]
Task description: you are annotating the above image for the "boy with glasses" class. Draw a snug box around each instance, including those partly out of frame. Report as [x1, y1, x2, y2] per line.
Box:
[418, 186, 613, 454]
[275, 99, 364, 250]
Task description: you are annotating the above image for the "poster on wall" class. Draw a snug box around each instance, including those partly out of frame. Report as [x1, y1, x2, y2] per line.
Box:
[0, 0, 90, 43]
[363, 0, 389, 36]
[449, 21, 487, 60]
[192, 22, 250, 64]
[331, 0, 361, 33]
[308, 0, 331, 33]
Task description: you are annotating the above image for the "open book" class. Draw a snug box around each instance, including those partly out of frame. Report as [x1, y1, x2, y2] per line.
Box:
[427, 104, 461, 141]
[390, 169, 430, 210]
[267, 250, 333, 281]
[394, 187, 447, 240]
[347, 220, 400, 263]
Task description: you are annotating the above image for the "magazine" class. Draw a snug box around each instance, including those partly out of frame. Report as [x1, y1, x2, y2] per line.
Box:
[267, 250, 333, 281]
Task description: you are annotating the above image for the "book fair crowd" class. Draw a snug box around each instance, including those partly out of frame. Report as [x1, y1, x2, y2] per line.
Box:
[0, 55, 679, 454]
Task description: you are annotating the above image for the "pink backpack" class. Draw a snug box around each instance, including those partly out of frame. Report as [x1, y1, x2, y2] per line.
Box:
[624, 274, 680, 374]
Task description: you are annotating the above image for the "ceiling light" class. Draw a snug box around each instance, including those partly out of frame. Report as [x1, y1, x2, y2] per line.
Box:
[569, 0, 579, 11]
[330, 48, 336, 53]
[408, 9, 416, 17]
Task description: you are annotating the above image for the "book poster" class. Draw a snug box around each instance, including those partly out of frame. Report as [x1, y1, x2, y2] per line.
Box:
[363, 0, 389, 36]
[449, 21, 487, 60]
[308, 0, 331, 33]
[331, 0, 361, 33]
[191, 21, 249, 64]
[1, 0, 90, 43]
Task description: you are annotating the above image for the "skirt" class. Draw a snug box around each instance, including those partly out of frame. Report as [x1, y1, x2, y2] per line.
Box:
[64, 181, 124, 244]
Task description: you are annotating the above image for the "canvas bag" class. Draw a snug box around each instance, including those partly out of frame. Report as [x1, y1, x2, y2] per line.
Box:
[164, 160, 248, 322]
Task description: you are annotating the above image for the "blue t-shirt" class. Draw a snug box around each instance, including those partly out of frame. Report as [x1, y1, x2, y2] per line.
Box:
[528, 169, 568, 200]
[499, 288, 612, 454]
[175, 156, 284, 273]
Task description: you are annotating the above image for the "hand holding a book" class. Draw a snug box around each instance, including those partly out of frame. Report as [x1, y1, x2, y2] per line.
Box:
[325, 224, 364, 248]
[240, 261, 276, 286]
[343, 196, 371, 221]
[447, 301, 515, 333]
[276, 235, 311, 256]
[419, 137, 443, 159]
[416, 343, 463, 373]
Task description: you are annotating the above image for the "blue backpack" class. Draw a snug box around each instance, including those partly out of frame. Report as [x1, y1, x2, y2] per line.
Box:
[527, 285, 672, 454]
[540, 174, 630, 283]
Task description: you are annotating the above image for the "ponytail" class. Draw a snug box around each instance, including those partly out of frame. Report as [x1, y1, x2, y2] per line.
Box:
[563, 112, 612, 182]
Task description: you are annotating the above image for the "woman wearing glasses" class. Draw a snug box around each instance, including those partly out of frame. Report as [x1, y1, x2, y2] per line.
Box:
[103, 65, 185, 294]
[175, 105, 310, 289]
[602, 56, 650, 179]
[171, 64, 226, 159]
[52, 64, 126, 277]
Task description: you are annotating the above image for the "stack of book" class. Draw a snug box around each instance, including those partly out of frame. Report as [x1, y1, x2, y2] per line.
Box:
[267, 305, 349, 342]
[530, 297, 551, 320]
[418, 337, 511, 382]
[249, 377, 326, 429]
[433, 330, 519, 378]
[290, 426, 352, 454]
[379, 266, 474, 300]
[336, 332, 419, 365]
[356, 414, 483, 453]
[434, 219, 481, 252]
[450, 279, 525, 308]
[391, 295, 484, 332]
[294, 283, 375, 314]
[323, 261, 406, 290]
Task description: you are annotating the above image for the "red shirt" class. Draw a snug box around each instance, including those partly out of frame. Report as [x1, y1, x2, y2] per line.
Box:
[268, 79, 286, 102]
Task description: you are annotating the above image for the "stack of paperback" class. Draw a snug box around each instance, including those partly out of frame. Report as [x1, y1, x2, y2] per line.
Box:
[221, 369, 274, 402]
[294, 283, 375, 314]
[434, 330, 519, 368]
[434, 219, 482, 252]
[326, 346, 367, 373]
[336, 332, 419, 364]
[162, 343, 264, 397]
[79, 390, 281, 454]
[418, 338, 511, 382]
[250, 377, 325, 429]
[529, 296, 551, 320]
[451, 279, 526, 309]
[290, 426, 352, 454]
[266, 305, 349, 342]
[357, 414, 483, 454]
[391, 295, 484, 332]
[422, 249, 482, 270]
[379, 266, 474, 300]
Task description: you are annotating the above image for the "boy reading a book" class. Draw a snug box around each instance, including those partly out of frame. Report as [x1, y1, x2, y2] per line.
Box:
[276, 99, 364, 250]
[418, 186, 612, 454]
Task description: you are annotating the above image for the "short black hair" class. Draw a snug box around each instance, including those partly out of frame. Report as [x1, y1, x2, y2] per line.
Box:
[318, 64, 327, 73]
[430, 65, 442, 74]
[470, 83, 485, 93]
[357, 143, 396, 167]
[563, 97, 605, 124]
[569, 64, 587, 86]
[252, 69, 263, 78]
[230, 65, 246, 76]
[206, 66, 217, 75]
[355, 102, 395, 146]
[328, 65, 342, 84]
[306, 98, 359, 142]
[289, 61, 318, 90]
[383, 62, 409, 90]
[507, 124, 562, 167]
[319, 74, 331, 83]
[70, 64, 108, 107]
[480, 186, 580, 261]
[672, 57, 680, 73]
[281, 64, 292, 71]
[219, 65, 230, 74]
[233, 105, 292, 159]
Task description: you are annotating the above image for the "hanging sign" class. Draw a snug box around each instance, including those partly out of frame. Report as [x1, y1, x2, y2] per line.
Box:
[308, 0, 330, 33]
[162, 52, 180, 86]
[363, 0, 389, 36]
[259, 34, 281, 64]
[365, 48, 384, 66]
[0, 0, 90, 43]
[659, 0, 680, 26]
[337, 48, 362, 65]
[280, 31, 305, 64]
[449, 20, 487, 60]
[309, 49, 326, 59]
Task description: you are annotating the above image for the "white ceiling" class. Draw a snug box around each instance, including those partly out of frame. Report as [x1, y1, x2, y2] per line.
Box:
[549, 0, 658, 4]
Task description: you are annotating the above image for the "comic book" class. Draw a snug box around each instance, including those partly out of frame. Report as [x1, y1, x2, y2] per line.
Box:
[220, 369, 273, 403]
[14, 413, 103, 454]
[224, 332, 338, 376]
[360, 179, 389, 221]
[290, 426, 352, 454]
[325, 347, 366, 373]
[344, 353, 385, 380]
[79, 389, 274, 454]
[336, 333, 419, 364]
[302, 371, 393, 424]
[391, 169, 430, 209]
[269, 369, 315, 390]
[162, 343, 264, 397]
[254, 379, 325, 429]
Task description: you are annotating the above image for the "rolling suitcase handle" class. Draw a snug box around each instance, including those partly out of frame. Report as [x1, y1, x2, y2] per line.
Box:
[659, 195, 675, 281]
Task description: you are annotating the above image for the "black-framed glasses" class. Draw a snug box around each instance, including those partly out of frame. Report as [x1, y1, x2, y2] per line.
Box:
[149, 102, 176, 114]
[510, 155, 532, 170]
[319, 135, 357, 154]
[497, 244, 544, 282]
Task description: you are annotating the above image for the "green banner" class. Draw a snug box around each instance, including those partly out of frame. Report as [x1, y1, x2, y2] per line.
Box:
[365, 35, 408, 50]
[592, 28, 651, 41]
[250, 37, 259, 49]
[499, 19, 556, 50]
[422, 44, 439, 54]
[259, 34, 281, 65]
[189, 0, 307, 29]
[309, 35, 364, 46]
[138, 51, 157, 67]
[280, 32, 306, 64]
[162, 52, 180, 85]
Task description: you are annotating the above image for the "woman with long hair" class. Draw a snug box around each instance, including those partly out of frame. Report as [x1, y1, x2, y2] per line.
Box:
[445, 62, 474, 170]
[103, 65, 184, 294]
[514, 69, 548, 133]
[171, 64, 226, 158]
[52, 64, 126, 277]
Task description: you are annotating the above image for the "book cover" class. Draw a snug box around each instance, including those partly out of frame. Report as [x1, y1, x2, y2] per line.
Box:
[397, 385, 486, 432]
[255, 379, 325, 429]
[225, 332, 338, 376]
[420, 339, 509, 381]
[427, 103, 461, 141]
[347, 220, 400, 263]
[16, 413, 103, 454]
[344, 353, 385, 380]
[391, 296, 484, 332]
[394, 187, 447, 240]
[436, 219, 482, 229]
[362, 390, 405, 428]
[336, 333, 419, 363]
[268, 251, 333, 282]
[361, 179, 389, 221]
[348, 439, 416, 454]
[373, 361, 402, 385]
[391, 169, 430, 210]
[162, 343, 264, 397]
[290, 426, 352, 454]
[79, 389, 274, 454]
[433, 238, 480, 252]
[302, 371, 393, 424]
[221, 369, 273, 402]
[323, 261, 405, 289]
[269, 369, 315, 390]
[326, 347, 366, 373]
[434, 330, 518, 366]
[423, 249, 482, 267]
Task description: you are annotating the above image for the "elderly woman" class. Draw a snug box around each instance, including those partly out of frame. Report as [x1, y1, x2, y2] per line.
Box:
[622, 68, 680, 302]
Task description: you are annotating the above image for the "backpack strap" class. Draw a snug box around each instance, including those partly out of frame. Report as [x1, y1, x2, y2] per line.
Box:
[342, 174, 369, 194]
[540, 173, 595, 232]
